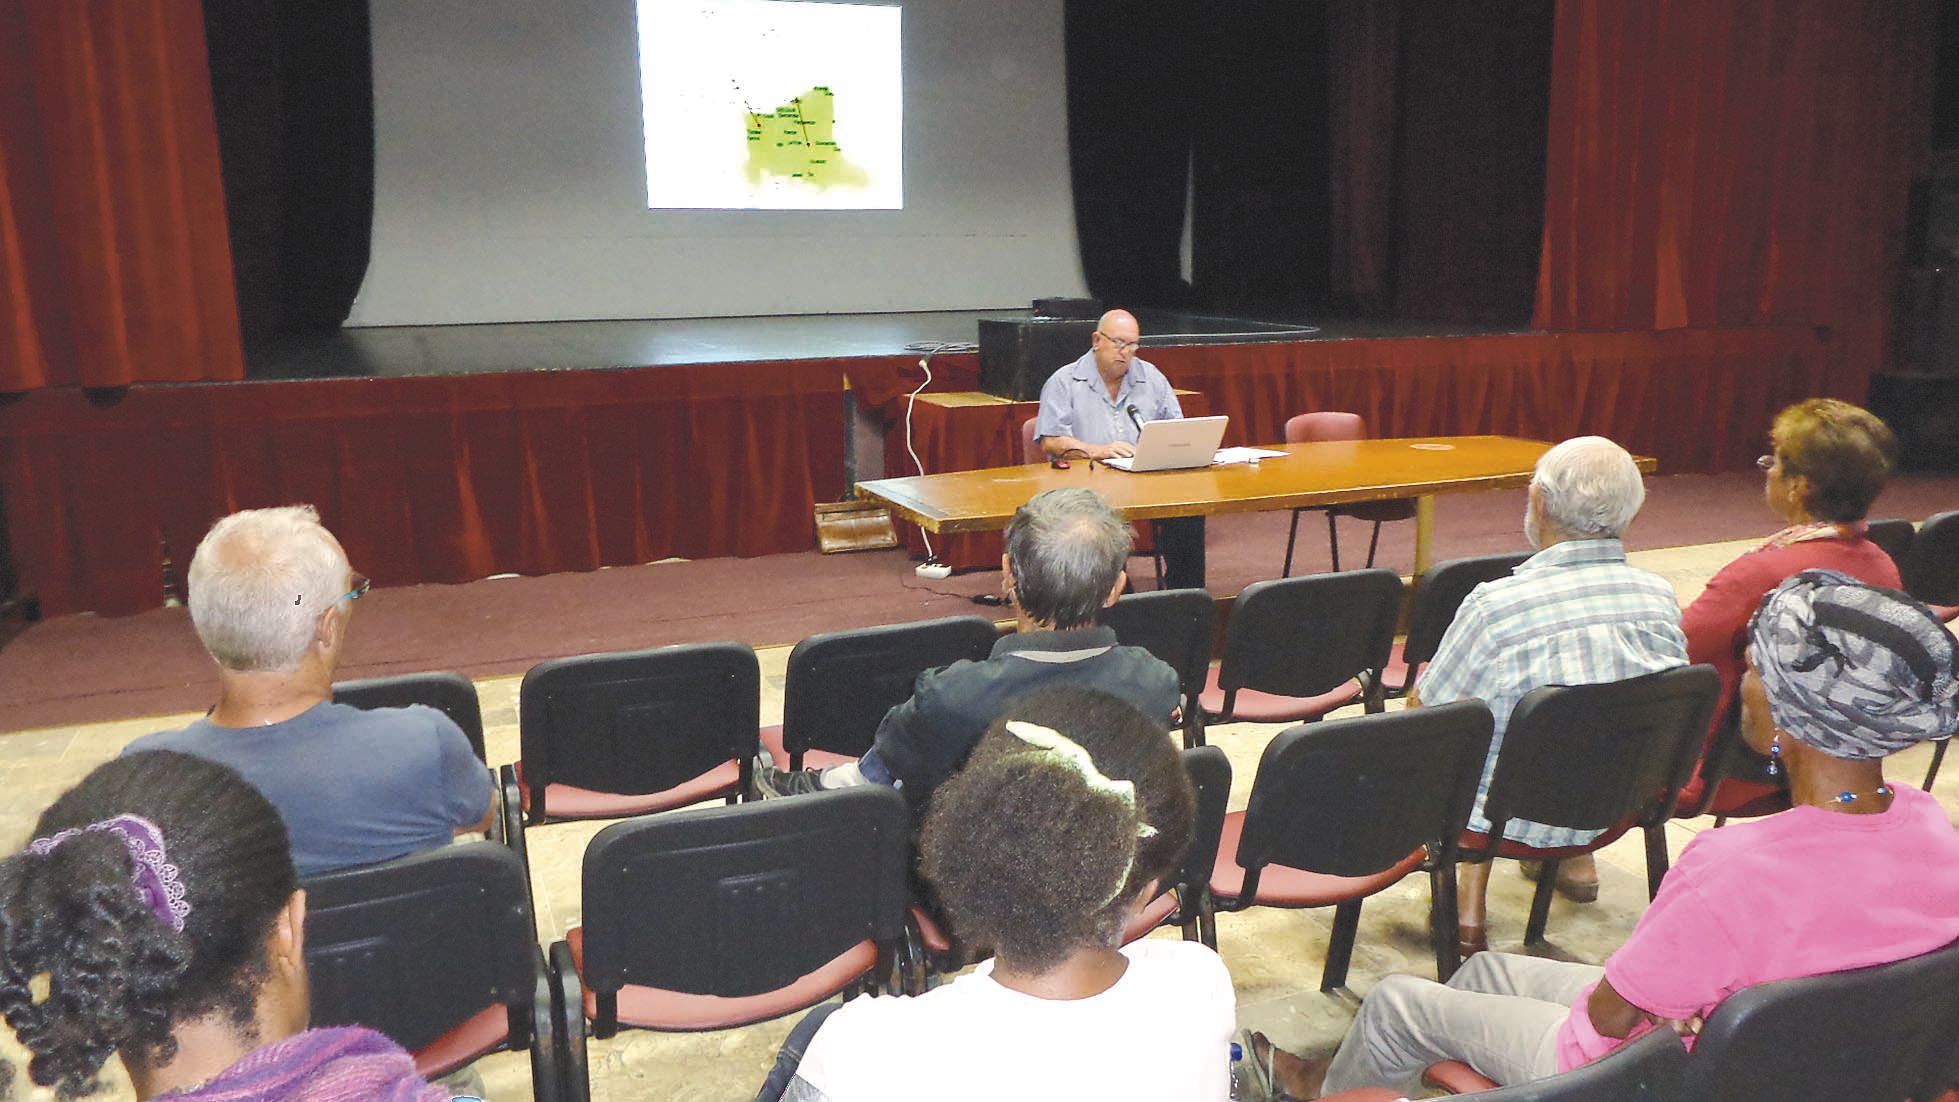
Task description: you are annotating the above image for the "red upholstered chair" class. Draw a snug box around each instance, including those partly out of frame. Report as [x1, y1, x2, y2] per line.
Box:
[1381, 553, 1530, 699]
[1198, 570, 1403, 726]
[506, 642, 758, 828]
[1405, 1025, 1687, 1100]
[333, 670, 487, 763]
[1904, 511, 1959, 788]
[1210, 701, 1494, 990]
[303, 844, 561, 1101]
[1020, 415, 1163, 585]
[758, 616, 997, 771]
[1671, 695, 1790, 828]
[1461, 666, 1718, 947]
[1867, 517, 1917, 575]
[1283, 412, 1418, 573]
[549, 785, 911, 1101]
[1099, 587, 1218, 748]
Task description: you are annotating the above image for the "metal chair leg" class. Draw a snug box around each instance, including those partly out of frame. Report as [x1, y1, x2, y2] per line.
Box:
[1283, 510, 1302, 576]
[1524, 860, 1558, 945]
[1322, 899, 1363, 991]
[1327, 512, 1342, 572]
[1925, 740, 1948, 791]
[1642, 824, 1671, 899]
[1364, 521, 1384, 568]
[1430, 862, 1462, 982]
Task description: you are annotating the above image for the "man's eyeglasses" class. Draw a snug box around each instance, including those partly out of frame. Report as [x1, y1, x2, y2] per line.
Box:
[1756, 454, 1777, 472]
[1096, 330, 1142, 355]
[338, 573, 371, 604]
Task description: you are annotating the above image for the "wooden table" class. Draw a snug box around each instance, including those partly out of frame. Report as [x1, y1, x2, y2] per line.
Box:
[857, 435, 1658, 576]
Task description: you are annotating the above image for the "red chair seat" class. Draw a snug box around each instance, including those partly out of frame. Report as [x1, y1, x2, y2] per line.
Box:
[1379, 640, 1412, 694]
[910, 903, 954, 954]
[565, 926, 877, 1031]
[1457, 818, 1634, 862]
[758, 725, 858, 772]
[411, 1003, 508, 1078]
[1122, 889, 1181, 943]
[1211, 811, 1427, 906]
[1198, 666, 1362, 723]
[1318, 1090, 1408, 1102]
[1424, 1059, 1500, 1093]
[514, 759, 739, 819]
[1934, 604, 1959, 623]
[1675, 773, 1788, 820]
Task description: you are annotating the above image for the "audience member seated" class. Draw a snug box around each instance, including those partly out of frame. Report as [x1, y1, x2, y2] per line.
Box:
[125, 506, 491, 876]
[0, 750, 452, 1100]
[752, 487, 1180, 810]
[1681, 399, 1900, 773]
[754, 687, 1233, 1102]
[1409, 437, 1687, 951]
[1247, 571, 1959, 1098]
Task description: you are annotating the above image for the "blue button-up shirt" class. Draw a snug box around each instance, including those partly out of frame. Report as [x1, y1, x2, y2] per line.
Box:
[1034, 350, 1184, 447]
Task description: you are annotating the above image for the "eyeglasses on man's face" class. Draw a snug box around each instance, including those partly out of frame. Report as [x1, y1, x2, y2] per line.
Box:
[1096, 330, 1141, 355]
[1756, 454, 1777, 472]
[338, 572, 371, 604]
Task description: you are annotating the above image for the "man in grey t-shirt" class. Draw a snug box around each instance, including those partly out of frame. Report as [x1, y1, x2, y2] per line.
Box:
[124, 506, 490, 877]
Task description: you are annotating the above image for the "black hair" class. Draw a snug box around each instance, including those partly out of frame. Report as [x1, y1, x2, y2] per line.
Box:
[919, 687, 1195, 972]
[0, 751, 296, 1099]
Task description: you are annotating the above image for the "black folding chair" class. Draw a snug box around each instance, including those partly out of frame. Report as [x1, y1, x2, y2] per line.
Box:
[1867, 517, 1918, 576]
[1122, 744, 1231, 947]
[1464, 665, 1719, 946]
[762, 616, 997, 771]
[1210, 700, 1495, 989]
[1674, 936, 1959, 1102]
[303, 844, 559, 1101]
[1406, 1027, 1687, 1101]
[548, 785, 911, 1102]
[505, 642, 759, 827]
[1199, 569, 1403, 725]
[1384, 553, 1531, 698]
[1100, 588, 1218, 747]
[1903, 509, 1959, 606]
[333, 670, 486, 762]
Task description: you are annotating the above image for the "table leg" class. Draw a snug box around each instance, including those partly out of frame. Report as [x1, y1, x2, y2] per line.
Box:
[1413, 495, 1437, 577]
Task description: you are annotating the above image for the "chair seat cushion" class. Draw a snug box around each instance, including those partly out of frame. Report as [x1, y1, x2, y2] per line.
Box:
[1330, 499, 1418, 523]
[1675, 774, 1788, 820]
[1933, 604, 1959, 624]
[1379, 640, 1412, 694]
[566, 926, 877, 1031]
[1424, 1059, 1500, 1093]
[758, 725, 858, 772]
[1458, 819, 1633, 862]
[1211, 811, 1426, 906]
[1198, 666, 1362, 723]
[1317, 1091, 1409, 1102]
[411, 1002, 509, 1078]
[515, 759, 739, 820]
[911, 903, 955, 955]
[1122, 889, 1182, 944]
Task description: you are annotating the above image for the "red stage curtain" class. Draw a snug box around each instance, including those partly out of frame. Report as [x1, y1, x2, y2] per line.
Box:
[0, 361, 846, 617]
[1534, 0, 1936, 397]
[0, 0, 243, 391]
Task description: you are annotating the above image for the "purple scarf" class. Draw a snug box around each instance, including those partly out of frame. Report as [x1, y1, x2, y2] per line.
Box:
[159, 1026, 453, 1102]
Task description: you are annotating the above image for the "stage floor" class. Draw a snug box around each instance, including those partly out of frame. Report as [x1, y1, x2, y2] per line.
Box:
[246, 308, 1517, 380]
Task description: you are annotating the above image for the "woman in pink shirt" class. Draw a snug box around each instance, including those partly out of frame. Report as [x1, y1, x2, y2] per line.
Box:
[1676, 399, 1901, 818]
[1246, 572, 1959, 1099]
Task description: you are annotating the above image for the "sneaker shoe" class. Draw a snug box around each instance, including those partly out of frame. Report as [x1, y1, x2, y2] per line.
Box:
[751, 754, 829, 799]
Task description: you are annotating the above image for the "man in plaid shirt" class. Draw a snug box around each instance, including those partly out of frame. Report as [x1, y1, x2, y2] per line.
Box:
[1411, 436, 1687, 954]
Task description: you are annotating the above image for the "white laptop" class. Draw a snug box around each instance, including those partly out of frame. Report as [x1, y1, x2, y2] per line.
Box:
[1102, 415, 1231, 472]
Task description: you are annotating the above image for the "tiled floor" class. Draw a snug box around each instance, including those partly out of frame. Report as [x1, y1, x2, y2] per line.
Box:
[3, 536, 1954, 1100]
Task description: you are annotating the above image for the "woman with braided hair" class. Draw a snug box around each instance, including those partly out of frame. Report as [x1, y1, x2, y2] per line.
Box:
[755, 687, 1235, 1102]
[0, 750, 452, 1101]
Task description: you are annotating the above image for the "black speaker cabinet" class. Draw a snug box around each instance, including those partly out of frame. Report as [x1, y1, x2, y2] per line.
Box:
[977, 318, 1096, 400]
[1868, 371, 1959, 471]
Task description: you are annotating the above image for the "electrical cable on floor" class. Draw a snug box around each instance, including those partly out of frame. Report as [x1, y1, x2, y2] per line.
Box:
[902, 348, 939, 564]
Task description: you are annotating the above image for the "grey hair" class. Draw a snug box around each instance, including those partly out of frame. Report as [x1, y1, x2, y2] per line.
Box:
[186, 506, 350, 673]
[1530, 436, 1646, 539]
[1005, 488, 1133, 629]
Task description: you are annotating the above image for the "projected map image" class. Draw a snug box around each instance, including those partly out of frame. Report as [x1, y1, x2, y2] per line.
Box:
[639, 0, 902, 210]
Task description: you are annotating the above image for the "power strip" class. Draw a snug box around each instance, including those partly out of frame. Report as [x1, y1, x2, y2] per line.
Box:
[915, 562, 953, 580]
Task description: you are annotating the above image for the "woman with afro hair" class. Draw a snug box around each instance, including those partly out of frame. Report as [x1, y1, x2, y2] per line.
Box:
[756, 686, 1236, 1102]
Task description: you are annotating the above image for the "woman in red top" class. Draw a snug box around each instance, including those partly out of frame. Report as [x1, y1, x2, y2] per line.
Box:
[1677, 398, 1901, 813]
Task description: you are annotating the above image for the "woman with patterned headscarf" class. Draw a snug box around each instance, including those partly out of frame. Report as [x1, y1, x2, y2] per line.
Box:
[1248, 571, 1959, 1099]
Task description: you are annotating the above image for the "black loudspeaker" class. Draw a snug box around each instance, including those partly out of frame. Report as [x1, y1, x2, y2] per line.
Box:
[978, 319, 1096, 400]
[1868, 371, 1959, 471]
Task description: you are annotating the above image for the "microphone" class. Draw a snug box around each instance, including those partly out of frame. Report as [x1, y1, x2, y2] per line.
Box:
[1125, 404, 1145, 434]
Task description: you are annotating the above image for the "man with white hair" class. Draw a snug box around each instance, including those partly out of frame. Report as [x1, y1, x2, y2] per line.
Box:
[1410, 436, 1688, 955]
[125, 506, 491, 876]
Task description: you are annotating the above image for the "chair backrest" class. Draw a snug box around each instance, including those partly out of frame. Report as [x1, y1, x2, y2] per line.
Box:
[1020, 416, 1043, 465]
[577, 785, 911, 1002]
[1236, 700, 1494, 878]
[1471, 1027, 1686, 1101]
[333, 671, 486, 762]
[1905, 510, 1959, 605]
[1098, 588, 1217, 701]
[1402, 553, 1532, 669]
[304, 843, 538, 1053]
[1286, 411, 1367, 443]
[1676, 937, 1959, 1102]
[1866, 517, 1917, 575]
[1479, 666, 1719, 843]
[1217, 570, 1403, 700]
[1171, 745, 1231, 920]
[519, 642, 759, 797]
[781, 616, 998, 760]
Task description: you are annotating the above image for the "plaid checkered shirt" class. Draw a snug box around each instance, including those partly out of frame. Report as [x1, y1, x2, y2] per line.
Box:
[1417, 538, 1688, 847]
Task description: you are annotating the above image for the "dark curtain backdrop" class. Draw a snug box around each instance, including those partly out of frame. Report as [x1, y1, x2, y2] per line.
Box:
[1535, 0, 1938, 397]
[203, 0, 375, 344]
[0, 0, 244, 391]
